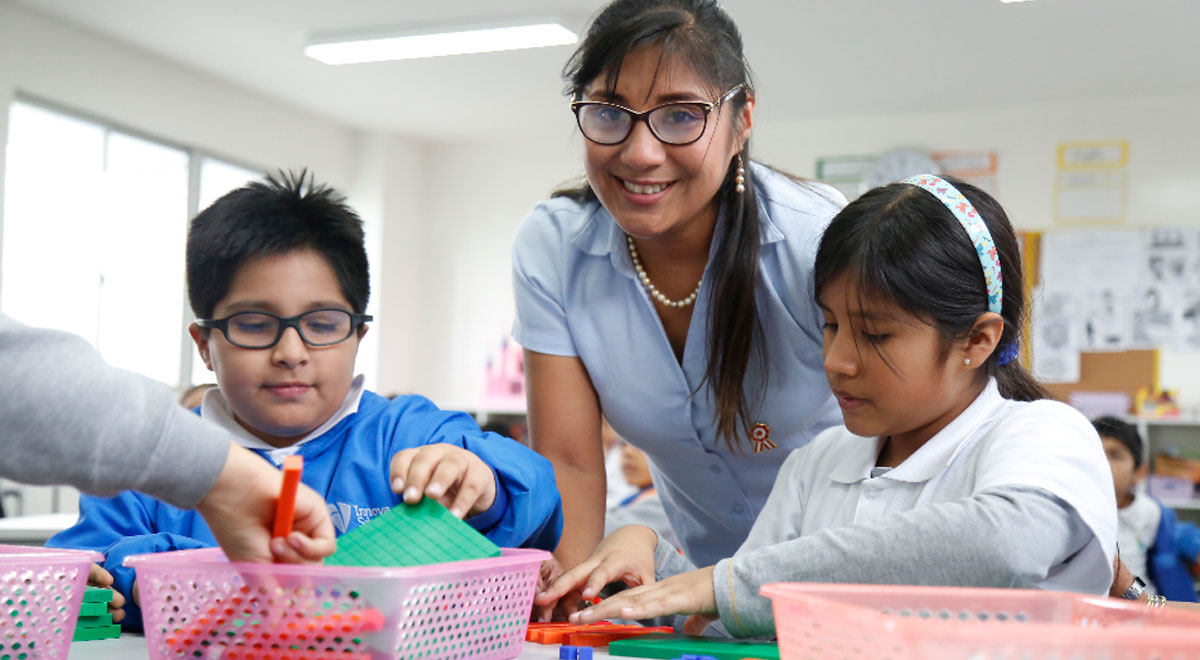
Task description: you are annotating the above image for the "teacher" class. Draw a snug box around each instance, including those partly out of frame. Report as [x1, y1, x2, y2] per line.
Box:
[512, 0, 845, 583]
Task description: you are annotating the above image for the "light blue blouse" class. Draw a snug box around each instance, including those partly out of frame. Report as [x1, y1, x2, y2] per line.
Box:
[511, 163, 845, 566]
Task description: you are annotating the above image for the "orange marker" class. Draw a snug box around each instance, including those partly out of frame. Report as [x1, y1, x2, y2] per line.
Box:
[273, 455, 304, 538]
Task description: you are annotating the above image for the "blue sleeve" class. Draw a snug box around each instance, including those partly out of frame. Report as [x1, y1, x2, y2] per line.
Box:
[387, 396, 563, 550]
[510, 201, 578, 357]
[1176, 521, 1200, 563]
[46, 492, 157, 554]
[103, 533, 212, 631]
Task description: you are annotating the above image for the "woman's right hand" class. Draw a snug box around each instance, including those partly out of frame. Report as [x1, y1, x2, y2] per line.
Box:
[534, 525, 660, 620]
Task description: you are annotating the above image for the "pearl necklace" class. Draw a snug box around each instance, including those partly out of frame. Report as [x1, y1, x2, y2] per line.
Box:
[626, 234, 701, 309]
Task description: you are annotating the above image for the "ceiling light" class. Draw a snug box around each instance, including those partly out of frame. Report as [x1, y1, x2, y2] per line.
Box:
[305, 22, 578, 64]
[1000, 0, 1039, 3]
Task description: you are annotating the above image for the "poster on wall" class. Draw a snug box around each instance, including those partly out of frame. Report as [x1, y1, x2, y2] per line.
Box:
[1040, 230, 1139, 352]
[1031, 286, 1082, 383]
[1053, 140, 1129, 224]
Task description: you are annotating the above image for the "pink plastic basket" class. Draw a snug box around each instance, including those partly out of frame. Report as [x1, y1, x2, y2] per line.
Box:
[0, 544, 101, 659]
[126, 547, 549, 660]
[762, 583, 1200, 660]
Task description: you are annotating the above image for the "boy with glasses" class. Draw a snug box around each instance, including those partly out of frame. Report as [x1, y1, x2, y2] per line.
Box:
[48, 171, 563, 629]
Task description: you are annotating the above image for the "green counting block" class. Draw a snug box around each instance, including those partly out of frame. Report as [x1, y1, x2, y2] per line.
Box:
[72, 623, 120, 641]
[78, 602, 107, 617]
[325, 497, 501, 567]
[608, 633, 780, 660]
[76, 613, 113, 627]
[82, 586, 114, 603]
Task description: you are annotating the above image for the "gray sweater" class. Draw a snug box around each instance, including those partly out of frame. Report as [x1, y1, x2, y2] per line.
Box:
[0, 313, 230, 508]
[652, 485, 1090, 638]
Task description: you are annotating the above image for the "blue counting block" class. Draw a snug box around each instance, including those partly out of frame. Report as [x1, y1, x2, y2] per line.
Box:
[578, 648, 593, 660]
[559, 646, 579, 660]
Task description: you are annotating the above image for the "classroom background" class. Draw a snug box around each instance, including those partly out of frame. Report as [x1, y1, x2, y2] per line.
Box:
[0, 0, 1197, 528]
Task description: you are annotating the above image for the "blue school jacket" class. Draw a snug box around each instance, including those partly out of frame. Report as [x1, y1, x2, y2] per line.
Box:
[46, 391, 562, 629]
[1147, 502, 1200, 602]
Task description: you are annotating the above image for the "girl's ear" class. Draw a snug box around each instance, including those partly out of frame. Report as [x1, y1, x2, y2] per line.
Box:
[961, 312, 1004, 370]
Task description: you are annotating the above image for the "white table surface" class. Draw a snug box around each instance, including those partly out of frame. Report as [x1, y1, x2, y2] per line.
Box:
[67, 634, 630, 659]
[0, 512, 76, 544]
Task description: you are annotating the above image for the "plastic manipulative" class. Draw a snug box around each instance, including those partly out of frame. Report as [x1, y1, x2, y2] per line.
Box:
[608, 633, 780, 660]
[73, 586, 121, 641]
[273, 455, 304, 538]
[325, 497, 501, 567]
[565, 627, 674, 646]
[82, 586, 114, 602]
[78, 601, 108, 617]
[72, 624, 121, 641]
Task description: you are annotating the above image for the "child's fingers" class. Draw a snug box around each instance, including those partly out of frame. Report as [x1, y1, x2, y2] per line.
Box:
[274, 531, 338, 563]
[446, 462, 492, 519]
[388, 448, 417, 496]
[87, 563, 113, 587]
[108, 588, 125, 610]
[110, 607, 125, 624]
[426, 454, 469, 502]
[535, 559, 597, 605]
[396, 447, 449, 504]
[683, 613, 718, 636]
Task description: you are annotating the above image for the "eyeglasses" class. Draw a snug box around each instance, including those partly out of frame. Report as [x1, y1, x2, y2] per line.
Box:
[196, 309, 372, 349]
[570, 85, 744, 146]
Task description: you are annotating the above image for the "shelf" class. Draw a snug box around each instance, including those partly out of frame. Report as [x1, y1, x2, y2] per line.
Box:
[1164, 499, 1200, 511]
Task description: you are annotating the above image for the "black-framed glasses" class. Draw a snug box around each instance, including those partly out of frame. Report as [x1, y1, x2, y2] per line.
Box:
[570, 84, 744, 146]
[196, 309, 372, 349]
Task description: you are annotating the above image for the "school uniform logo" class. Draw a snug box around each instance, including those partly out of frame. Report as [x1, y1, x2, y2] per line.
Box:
[327, 502, 391, 534]
[751, 422, 777, 454]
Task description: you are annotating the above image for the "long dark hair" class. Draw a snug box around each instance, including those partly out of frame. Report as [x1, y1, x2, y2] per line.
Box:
[555, 0, 764, 450]
[813, 177, 1048, 402]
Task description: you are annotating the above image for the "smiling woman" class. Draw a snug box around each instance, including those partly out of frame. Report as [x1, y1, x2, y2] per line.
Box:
[510, 0, 847, 619]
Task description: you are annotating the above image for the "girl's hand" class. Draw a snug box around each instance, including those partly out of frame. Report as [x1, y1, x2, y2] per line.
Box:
[534, 525, 658, 620]
[87, 563, 127, 624]
[390, 445, 497, 518]
[569, 565, 718, 625]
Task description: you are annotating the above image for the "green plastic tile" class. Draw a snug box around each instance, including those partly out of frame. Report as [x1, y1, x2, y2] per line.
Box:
[82, 587, 113, 603]
[325, 498, 501, 567]
[78, 602, 107, 617]
[76, 613, 113, 627]
[608, 633, 780, 660]
[72, 623, 120, 641]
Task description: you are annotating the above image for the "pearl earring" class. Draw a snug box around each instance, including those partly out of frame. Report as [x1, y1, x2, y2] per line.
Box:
[964, 358, 971, 365]
[735, 154, 745, 194]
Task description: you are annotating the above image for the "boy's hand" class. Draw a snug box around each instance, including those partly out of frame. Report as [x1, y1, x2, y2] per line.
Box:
[534, 525, 658, 621]
[87, 563, 127, 624]
[390, 445, 497, 519]
[568, 565, 718, 625]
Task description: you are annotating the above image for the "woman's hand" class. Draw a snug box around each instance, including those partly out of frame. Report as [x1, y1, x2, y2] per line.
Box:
[569, 565, 718, 626]
[534, 525, 659, 621]
[389, 445, 497, 518]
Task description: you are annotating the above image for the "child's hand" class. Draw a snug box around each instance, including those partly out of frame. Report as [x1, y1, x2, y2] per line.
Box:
[87, 563, 127, 624]
[568, 565, 718, 625]
[534, 525, 658, 620]
[390, 445, 497, 519]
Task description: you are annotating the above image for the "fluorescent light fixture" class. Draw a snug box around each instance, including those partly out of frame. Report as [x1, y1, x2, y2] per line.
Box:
[306, 22, 577, 64]
[1000, 0, 1039, 3]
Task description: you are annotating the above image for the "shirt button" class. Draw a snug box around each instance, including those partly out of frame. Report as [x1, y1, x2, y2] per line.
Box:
[732, 503, 745, 514]
[709, 464, 722, 474]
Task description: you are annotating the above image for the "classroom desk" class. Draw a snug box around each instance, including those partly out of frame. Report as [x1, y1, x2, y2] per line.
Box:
[0, 511, 76, 545]
[67, 635, 635, 659]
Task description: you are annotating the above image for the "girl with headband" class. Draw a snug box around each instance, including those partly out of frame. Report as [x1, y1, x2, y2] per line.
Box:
[537, 175, 1118, 637]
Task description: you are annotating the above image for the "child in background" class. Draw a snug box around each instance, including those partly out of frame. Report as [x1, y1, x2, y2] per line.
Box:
[49, 172, 563, 628]
[180, 383, 216, 410]
[605, 440, 679, 549]
[538, 175, 1117, 637]
[1094, 416, 1200, 601]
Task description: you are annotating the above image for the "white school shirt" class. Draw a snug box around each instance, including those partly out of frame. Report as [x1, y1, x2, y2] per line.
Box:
[738, 378, 1118, 595]
[1117, 493, 1161, 594]
[511, 163, 845, 565]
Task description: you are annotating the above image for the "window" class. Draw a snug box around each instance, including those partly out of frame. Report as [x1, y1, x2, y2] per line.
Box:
[2, 99, 261, 389]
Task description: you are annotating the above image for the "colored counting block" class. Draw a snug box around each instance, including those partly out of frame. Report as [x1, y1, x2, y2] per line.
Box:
[325, 498, 501, 567]
[608, 633, 780, 660]
[82, 586, 114, 603]
[72, 623, 120, 641]
[76, 612, 114, 627]
[78, 601, 108, 617]
[566, 627, 674, 646]
[560, 646, 579, 659]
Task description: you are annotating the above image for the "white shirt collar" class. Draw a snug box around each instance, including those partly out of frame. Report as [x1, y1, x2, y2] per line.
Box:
[829, 378, 1006, 485]
[200, 375, 366, 465]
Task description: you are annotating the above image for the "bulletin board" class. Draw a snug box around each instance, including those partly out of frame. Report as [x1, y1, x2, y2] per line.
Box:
[1042, 349, 1158, 409]
[1024, 230, 1159, 410]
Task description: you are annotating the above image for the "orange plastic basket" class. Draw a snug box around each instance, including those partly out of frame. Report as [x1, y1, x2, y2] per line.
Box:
[762, 583, 1200, 659]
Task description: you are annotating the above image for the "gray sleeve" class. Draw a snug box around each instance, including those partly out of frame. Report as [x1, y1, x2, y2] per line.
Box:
[712, 486, 1093, 638]
[0, 314, 230, 508]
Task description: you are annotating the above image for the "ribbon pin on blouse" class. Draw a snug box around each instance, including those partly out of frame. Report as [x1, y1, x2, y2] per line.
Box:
[750, 422, 777, 454]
